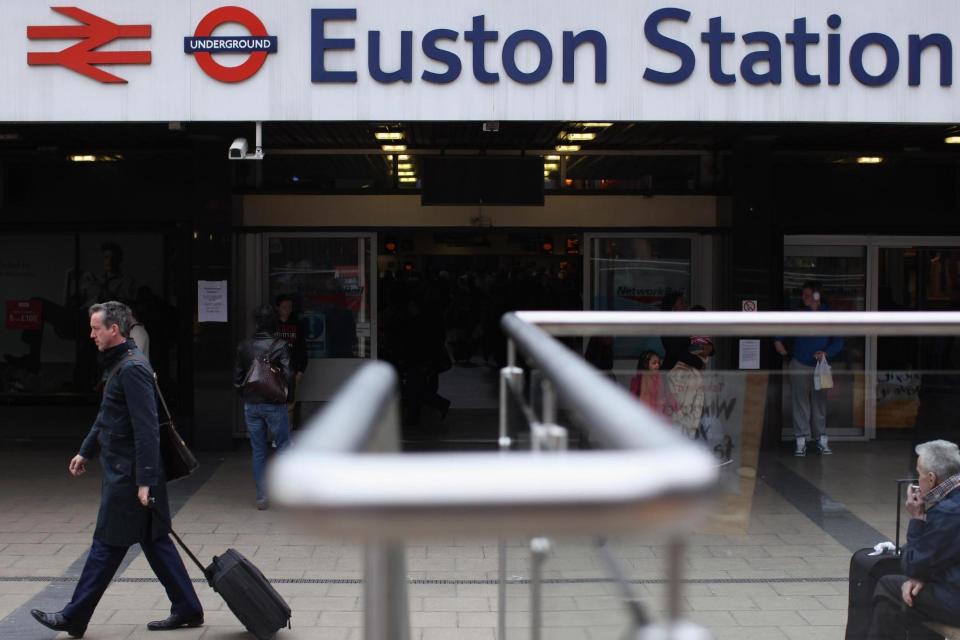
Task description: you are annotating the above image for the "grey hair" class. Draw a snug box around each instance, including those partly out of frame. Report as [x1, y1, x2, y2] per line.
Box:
[89, 301, 132, 335]
[916, 440, 960, 481]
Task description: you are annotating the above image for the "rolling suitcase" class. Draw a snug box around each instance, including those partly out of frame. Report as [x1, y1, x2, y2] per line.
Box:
[844, 479, 912, 640]
[153, 504, 292, 640]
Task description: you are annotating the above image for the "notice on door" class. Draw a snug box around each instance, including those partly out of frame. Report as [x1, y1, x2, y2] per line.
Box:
[198, 280, 228, 323]
[738, 339, 761, 370]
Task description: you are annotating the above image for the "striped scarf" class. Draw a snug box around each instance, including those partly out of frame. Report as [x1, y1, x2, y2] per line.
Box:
[924, 473, 960, 510]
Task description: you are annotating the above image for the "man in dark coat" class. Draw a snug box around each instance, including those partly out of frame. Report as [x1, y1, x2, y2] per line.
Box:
[31, 301, 203, 638]
[865, 439, 960, 639]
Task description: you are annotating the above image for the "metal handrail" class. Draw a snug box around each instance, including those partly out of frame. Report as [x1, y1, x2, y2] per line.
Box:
[268, 310, 960, 640]
[518, 310, 960, 336]
[270, 348, 719, 540]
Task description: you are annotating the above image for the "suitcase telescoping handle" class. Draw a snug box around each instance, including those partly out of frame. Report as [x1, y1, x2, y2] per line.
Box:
[148, 498, 209, 578]
[895, 478, 919, 553]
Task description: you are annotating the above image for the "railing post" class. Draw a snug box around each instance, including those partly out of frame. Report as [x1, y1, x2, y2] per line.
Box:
[529, 422, 567, 640]
[498, 365, 522, 640]
[529, 536, 551, 640]
[364, 542, 409, 640]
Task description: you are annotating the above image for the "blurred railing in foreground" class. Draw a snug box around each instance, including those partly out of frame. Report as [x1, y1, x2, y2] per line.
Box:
[271, 311, 960, 640]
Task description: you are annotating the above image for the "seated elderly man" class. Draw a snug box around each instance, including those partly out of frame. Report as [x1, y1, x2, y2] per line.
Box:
[868, 439, 960, 640]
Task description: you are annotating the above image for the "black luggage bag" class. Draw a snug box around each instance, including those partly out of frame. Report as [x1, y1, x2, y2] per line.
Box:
[845, 548, 902, 639]
[844, 479, 913, 640]
[154, 504, 291, 640]
[203, 548, 292, 640]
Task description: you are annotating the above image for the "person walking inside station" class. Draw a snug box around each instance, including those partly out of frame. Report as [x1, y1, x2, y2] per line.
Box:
[30, 301, 203, 637]
[774, 281, 843, 457]
[234, 304, 292, 510]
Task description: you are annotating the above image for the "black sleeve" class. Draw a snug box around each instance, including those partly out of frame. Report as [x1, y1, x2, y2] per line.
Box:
[292, 321, 309, 373]
[675, 351, 705, 370]
[78, 421, 101, 460]
[234, 342, 248, 391]
[661, 336, 704, 371]
[121, 363, 160, 487]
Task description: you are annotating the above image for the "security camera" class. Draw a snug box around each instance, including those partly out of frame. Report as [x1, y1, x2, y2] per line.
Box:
[229, 137, 249, 160]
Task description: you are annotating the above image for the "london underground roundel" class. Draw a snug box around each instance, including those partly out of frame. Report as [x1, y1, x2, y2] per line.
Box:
[184, 6, 278, 83]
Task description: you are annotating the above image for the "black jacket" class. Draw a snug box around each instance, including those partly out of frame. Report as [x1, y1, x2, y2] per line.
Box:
[234, 332, 292, 404]
[78, 341, 170, 547]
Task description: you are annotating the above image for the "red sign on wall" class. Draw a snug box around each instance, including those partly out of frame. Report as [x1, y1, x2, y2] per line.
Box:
[6, 300, 42, 330]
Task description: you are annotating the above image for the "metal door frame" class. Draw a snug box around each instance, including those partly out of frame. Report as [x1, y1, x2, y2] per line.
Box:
[261, 231, 378, 359]
[582, 232, 710, 313]
[785, 235, 960, 440]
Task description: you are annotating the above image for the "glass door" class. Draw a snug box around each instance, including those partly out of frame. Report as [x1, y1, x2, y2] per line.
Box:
[584, 234, 697, 362]
[263, 233, 376, 402]
[782, 244, 868, 438]
[877, 246, 960, 437]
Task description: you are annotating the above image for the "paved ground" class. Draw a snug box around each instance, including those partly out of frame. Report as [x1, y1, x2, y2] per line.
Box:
[0, 441, 919, 639]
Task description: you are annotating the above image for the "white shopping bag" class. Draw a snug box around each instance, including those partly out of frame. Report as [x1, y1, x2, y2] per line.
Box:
[814, 358, 834, 390]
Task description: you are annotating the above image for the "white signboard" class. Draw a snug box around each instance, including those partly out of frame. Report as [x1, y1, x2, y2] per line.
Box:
[2, 0, 960, 122]
[198, 280, 228, 323]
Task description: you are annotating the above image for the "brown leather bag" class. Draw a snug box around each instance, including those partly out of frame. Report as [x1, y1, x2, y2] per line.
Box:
[242, 341, 288, 403]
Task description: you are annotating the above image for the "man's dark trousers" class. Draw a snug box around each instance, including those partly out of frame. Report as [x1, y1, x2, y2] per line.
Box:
[62, 535, 201, 626]
[868, 575, 953, 639]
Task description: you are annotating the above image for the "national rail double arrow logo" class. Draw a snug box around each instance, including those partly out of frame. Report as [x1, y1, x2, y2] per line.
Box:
[27, 6, 151, 84]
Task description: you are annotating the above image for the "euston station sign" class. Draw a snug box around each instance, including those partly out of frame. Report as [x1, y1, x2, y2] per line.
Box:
[6, 0, 960, 123]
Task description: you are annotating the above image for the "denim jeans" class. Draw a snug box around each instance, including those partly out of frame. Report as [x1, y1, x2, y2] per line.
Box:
[243, 403, 291, 500]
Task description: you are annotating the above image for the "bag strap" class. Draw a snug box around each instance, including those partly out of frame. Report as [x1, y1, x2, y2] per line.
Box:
[148, 499, 208, 577]
[106, 350, 174, 425]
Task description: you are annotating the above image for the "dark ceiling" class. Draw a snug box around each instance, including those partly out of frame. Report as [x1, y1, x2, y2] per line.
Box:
[2, 121, 960, 194]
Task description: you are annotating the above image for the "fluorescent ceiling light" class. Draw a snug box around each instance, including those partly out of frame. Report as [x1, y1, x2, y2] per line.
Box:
[580, 122, 613, 128]
[397, 154, 410, 161]
[544, 155, 560, 161]
[399, 177, 417, 183]
[556, 145, 580, 152]
[382, 144, 407, 152]
[946, 136, 960, 144]
[856, 156, 883, 164]
[397, 171, 415, 177]
[375, 132, 404, 141]
[565, 132, 596, 141]
[543, 163, 559, 171]
[397, 163, 413, 170]
[69, 154, 97, 162]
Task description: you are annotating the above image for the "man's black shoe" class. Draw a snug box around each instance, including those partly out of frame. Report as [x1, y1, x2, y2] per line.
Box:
[30, 609, 86, 638]
[147, 612, 204, 631]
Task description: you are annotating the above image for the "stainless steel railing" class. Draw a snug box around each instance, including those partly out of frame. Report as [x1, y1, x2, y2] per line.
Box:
[270, 310, 960, 640]
[269, 313, 724, 640]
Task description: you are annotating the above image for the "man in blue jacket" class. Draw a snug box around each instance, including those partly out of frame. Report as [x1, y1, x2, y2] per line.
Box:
[774, 281, 843, 456]
[867, 439, 960, 639]
[30, 301, 202, 637]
